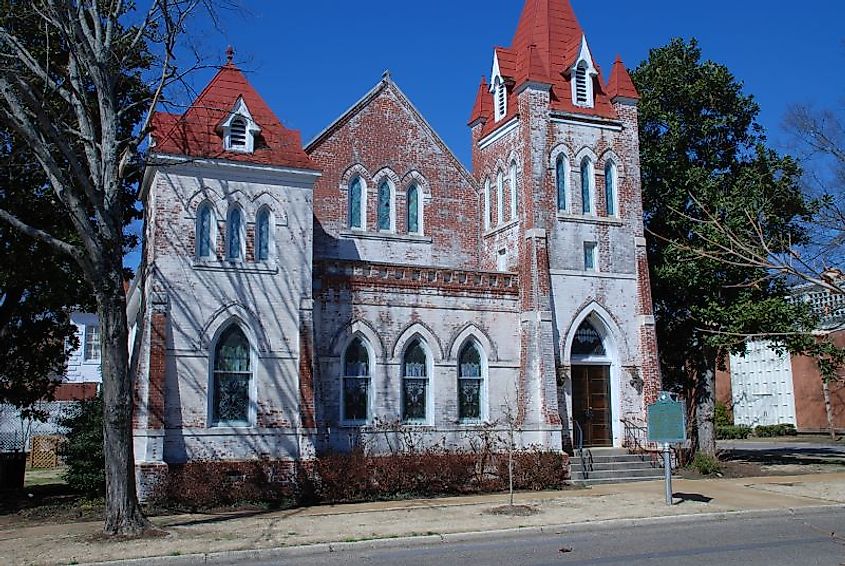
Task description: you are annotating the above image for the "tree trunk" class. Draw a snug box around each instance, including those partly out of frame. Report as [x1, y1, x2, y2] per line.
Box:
[822, 379, 838, 441]
[96, 264, 150, 536]
[696, 347, 717, 457]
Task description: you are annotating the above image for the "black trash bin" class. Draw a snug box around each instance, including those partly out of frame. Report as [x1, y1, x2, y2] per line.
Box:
[0, 451, 28, 491]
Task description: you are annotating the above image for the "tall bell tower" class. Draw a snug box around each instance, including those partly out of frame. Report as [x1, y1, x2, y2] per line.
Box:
[469, 0, 660, 449]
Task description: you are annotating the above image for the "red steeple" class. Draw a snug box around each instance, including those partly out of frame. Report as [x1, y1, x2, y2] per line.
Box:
[606, 55, 640, 102]
[474, 0, 618, 135]
[468, 76, 491, 126]
[150, 55, 317, 170]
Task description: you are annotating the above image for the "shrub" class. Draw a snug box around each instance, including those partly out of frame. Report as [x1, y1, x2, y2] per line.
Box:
[689, 452, 721, 476]
[716, 425, 752, 440]
[58, 396, 105, 497]
[714, 402, 732, 427]
[754, 423, 798, 437]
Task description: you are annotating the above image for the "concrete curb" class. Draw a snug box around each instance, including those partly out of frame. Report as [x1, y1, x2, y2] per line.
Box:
[83, 503, 845, 566]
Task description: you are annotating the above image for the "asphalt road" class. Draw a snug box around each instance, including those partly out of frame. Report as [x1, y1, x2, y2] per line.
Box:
[227, 507, 845, 566]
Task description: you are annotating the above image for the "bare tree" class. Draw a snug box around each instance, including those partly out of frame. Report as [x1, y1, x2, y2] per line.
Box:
[0, 0, 230, 536]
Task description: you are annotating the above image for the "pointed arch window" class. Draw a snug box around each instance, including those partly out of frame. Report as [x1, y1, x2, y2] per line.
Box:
[483, 179, 491, 231]
[509, 161, 518, 221]
[377, 180, 392, 231]
[256, 207, 272, 262]
[227, 207, 243, 260]
[458, 341, 485, 421]
[572, 320, 606, 357]
[349, 177, 364, 230]
[402, 339, 428, 423]
[407, 184, 421, 235]
[212, 325, 252, 425]
[342, 338, 370, 423]
[196, 202, 215, 259]
[604, 161, 617, 217]
[496, 171, 504, 225]
[581, 158, 594, 215]
[556, 155, 569, 212]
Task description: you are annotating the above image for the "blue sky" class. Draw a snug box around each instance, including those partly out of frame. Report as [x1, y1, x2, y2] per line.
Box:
[128, 1, 845, 269]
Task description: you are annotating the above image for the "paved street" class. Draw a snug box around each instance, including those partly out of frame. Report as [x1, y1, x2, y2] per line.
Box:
[241, 508, 845, 566]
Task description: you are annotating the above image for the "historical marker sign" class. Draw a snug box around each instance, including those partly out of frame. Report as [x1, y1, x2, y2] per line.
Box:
[647, 392, 686, 444]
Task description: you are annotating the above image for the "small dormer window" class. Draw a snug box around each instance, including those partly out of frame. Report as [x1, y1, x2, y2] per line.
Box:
[493, 76, 507, 122]
[220, 97, 260, 153]
[571, 35, 598, 109]
[575, 62, 589, 106]
[229, 117, 247, 148]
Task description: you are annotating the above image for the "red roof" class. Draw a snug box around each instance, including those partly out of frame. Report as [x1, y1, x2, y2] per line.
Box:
[468, 76, 491, 125]
[606, 56, 640, 101]
[150, 62, 317, 171]
[475, 0, 621, 138]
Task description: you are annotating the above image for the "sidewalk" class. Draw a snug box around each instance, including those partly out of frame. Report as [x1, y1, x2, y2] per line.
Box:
[3, 472, 845, 565]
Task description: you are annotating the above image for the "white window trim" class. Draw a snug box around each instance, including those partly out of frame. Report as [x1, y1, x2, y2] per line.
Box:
[581, 158, 596, 216]
[584, 241, 598, 272]
[483, 179, 491, 231]
[604, 161, 619, 217]
[340, 337, 375, 426]
[195, 202, 217, 260]
[220, 97, 261, 153]
[226, 205, 246, 261]
[376, 179, 397, 233]
[509, 162, 518, 221]
[400, 339, 434, 426]
[407, 184, 424, 235]
[457, 340, 489, 424]
[556, 154, 571, 212]
[496, 171, 505, 225]
[208, 324, 257, 428]
[348, 176, 368, 231]
[83, 324, 101, 364]
[255, 206, 275, 263]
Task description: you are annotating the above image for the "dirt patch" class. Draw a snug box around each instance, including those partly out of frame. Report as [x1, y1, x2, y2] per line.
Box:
[486, 504, 539, 517]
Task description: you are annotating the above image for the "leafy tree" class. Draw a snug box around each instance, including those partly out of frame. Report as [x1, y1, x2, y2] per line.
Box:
[632, 39, 823, 455]
[0, 0, 224, 536]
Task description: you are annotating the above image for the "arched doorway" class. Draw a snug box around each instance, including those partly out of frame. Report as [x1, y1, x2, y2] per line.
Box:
[570, 318, 612, 447]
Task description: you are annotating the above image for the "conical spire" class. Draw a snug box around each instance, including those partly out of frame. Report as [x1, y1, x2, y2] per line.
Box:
[511, 0, 583, 78]
[468, 76, 490, 126]
[606, 55, 639, 102]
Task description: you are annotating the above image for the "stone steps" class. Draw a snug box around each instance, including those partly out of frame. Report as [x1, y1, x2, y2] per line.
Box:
[571, 448, 666, 485]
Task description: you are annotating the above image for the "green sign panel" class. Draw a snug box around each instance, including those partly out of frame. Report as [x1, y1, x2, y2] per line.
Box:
[647, 392, 687, 444]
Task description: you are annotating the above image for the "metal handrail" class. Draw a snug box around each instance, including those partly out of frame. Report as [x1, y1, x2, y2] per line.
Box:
[573, 419, 589, 481]
[620, 417, 661, 466]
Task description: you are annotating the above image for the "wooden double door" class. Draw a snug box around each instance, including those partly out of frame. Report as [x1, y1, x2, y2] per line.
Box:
[572, 365, 612, 447]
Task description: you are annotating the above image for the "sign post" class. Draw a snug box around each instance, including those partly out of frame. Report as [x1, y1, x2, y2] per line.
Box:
[647, 392, 686, 506]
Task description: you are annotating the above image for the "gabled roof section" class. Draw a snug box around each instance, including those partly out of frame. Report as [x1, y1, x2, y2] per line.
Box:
[307, 73, 478, 190]
[150, 59, 317, 170]
[606, 56, 640, 102]
[473, 0, 619, 138]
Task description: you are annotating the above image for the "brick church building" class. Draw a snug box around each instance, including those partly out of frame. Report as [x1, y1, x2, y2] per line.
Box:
[130, 0, 661, 490]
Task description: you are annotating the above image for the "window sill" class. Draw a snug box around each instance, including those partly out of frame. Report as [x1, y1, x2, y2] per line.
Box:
[483, 219, 518, 238]
[556, 213, 623, 226]
[339, 230, 432, 244]
[193, 259, 279, 274]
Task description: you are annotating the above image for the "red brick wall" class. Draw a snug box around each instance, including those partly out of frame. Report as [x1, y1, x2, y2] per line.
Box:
[791, 331, 845, 432]
[53, 383, 99, 401]
[147, 312, 167, 430]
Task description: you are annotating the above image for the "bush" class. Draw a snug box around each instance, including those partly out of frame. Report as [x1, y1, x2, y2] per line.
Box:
[58, 396, 105, 497]
[716, 425, 752, 440]
[754, 424, 798, 438]
[689, 452, 721, 476]
[714, 402, 732, 427]
[150, 449, 571, 511]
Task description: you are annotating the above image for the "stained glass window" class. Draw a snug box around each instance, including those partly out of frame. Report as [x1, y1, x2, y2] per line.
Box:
[556, 156, 568, 212]
[197, 204, 213, 258]
[483, 179, 491, 230]
[496, 171, 504, 225]
[605, 162, 616, 216]
[349, 177, 363, 229]
[227, 207, 242, 259]
[343, 338, 370, 422]
[407, 185, 420, 234]
[458, 342, 483, 421]
[510, 162, 518, 221]
[378, 181, 391, 231]
[212, 326, 251, 424]
[256, 208, 270, 261]
[581, 158, 592, 214]
[572, 320, 606, 357]
[402, 340, 427, 422]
